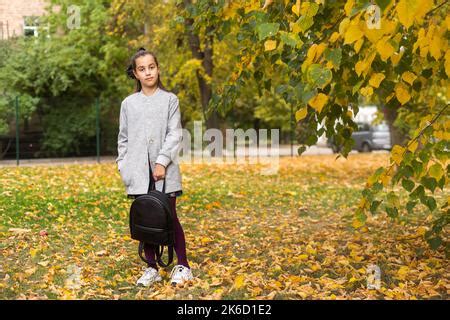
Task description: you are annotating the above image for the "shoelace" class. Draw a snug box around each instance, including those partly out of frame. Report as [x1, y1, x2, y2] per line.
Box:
[170, 265, 186, 279]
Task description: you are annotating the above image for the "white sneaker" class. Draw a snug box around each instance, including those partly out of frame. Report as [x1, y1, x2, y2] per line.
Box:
[136, 267, 162, 287]
[170, 265, 194, 285]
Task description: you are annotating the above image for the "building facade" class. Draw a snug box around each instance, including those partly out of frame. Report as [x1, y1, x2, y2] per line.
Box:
[0, 0, 48, 39]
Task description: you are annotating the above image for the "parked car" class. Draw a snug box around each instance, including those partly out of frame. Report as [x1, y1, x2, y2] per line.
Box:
[327, 121, 392, 153]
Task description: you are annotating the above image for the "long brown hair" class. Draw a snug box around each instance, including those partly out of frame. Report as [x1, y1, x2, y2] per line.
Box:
[126, 47, 169, 93]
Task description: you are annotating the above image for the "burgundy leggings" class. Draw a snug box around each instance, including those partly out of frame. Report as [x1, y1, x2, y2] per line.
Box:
[143, 196, 190, 270]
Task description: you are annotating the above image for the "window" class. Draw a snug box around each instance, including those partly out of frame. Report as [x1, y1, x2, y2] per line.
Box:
[23, 16, 40, 37]
[373, 123, 389, 132]
[357, 123, 370, 131]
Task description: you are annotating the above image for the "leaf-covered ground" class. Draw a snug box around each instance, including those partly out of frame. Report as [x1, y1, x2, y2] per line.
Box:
[1, 153, 448, 300]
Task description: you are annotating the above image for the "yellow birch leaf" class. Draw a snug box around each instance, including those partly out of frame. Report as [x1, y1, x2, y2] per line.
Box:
[234, 274, 245, 289]
[395, 82, 411, 105]
[436, 131, 450, 140]
[344, 0, 354, 16]
[414, 0, 434, 23]
[306, 245, 317, 255]
[308, 93, 328, 113]
[355, 60, 367, 77]
[407, 139, 418, 153]
[380, 172, 391, 187]
[295, 107, 308, 122]
[290, 21, 301, 34]
[307, 44, 318, 61]
[339, 18, 350, 35]
[264, 40, 277, 51]
[445, 50, 450, 77]
[391, 145, 406, 165]
[315, 43, 327, 59]
[397, 266, 409, 280]
[30, 248, 39, 259]
[352, 218, 365, 229]
[402, 71, 417, 85]
[391, 52, 402, 66]
[354, 38, 364, 53]
[376, 38, 395, 61]
[396, 0, 416, 29]
[330, 32, 340, 43]
[344, 24, 364, 44]
[430, 34, 442, 60]
[360, 86, 373, 97]
[201, 237, 212, 244]
[298, 254, 308, 260]
[244, 0, 261, 13]
[292, 0, 301, 16]
[369, 73, 385, 88]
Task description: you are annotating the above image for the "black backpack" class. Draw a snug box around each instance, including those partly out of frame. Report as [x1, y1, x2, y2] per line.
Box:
[129, 175, 174, 267]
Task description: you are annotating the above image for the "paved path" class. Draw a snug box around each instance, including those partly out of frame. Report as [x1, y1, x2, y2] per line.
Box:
[0, 145, 389, 167]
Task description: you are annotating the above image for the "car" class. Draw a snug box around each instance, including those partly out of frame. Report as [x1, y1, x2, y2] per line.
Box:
[327, 121, 392, 153]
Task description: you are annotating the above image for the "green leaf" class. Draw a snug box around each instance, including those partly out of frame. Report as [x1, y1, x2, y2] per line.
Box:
[423, 196, 437, 212]
[298, 85, 316, 104]
[406, 200, 417, 214]
[427, 236, 442, 250]
[402, 178, 415, 192]
[280, 31, 303, 48]
[437, 175, 445, 190]
[419, 149, 431, 163]
[410, 185, 425, 200]
[386, 191, 400, 207]
[355, 208, 367, 223]
[303, 2, 320, 17]
[297, 16, 314, 33]
[403, 165, 414, 178]
[370, 200, 382, 214]
[352, 79, 364, 95]
[324, 48, 342, 69]
[411, 159, 423, 177]
[306, 64, 332, 89]
[421, 176, 437, 193]
[428, 163, 444, 181]
[305, 134, 318, 146]
[297, 145, 307, 155]
[385, 206, 398, 218]
[375, 0, 392, 11]
[256, 23, 280, 41]
[373, 182, 383, 192]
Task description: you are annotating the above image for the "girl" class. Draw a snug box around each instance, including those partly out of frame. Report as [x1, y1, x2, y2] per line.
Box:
[116, 47, 193, 287]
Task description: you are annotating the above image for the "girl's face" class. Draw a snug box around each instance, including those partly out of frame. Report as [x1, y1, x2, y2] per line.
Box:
[133, 54, 160, 88]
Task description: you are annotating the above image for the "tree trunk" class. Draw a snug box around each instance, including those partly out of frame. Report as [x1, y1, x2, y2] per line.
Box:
[381, 104, 407, 147]
[182, 0, 219, 130]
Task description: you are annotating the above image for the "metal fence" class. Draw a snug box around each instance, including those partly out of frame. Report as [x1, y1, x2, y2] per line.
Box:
[1, 95, 302, 166]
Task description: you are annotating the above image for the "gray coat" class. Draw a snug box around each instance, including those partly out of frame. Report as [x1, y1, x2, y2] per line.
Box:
[116, 87, 183, 195]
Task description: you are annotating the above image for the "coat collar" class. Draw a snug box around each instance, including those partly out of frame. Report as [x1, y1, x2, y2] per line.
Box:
[138, 87, 162, 99]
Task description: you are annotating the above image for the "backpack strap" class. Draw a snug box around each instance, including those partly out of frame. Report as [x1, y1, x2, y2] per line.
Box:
[155, 245, 174, 267]
[148, 157, 166, 194]
[138, 242, 174, 267]
[138, 241, 148, 264]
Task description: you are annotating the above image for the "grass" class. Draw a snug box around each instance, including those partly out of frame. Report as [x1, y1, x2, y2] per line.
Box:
[0, 153, 448, 300]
